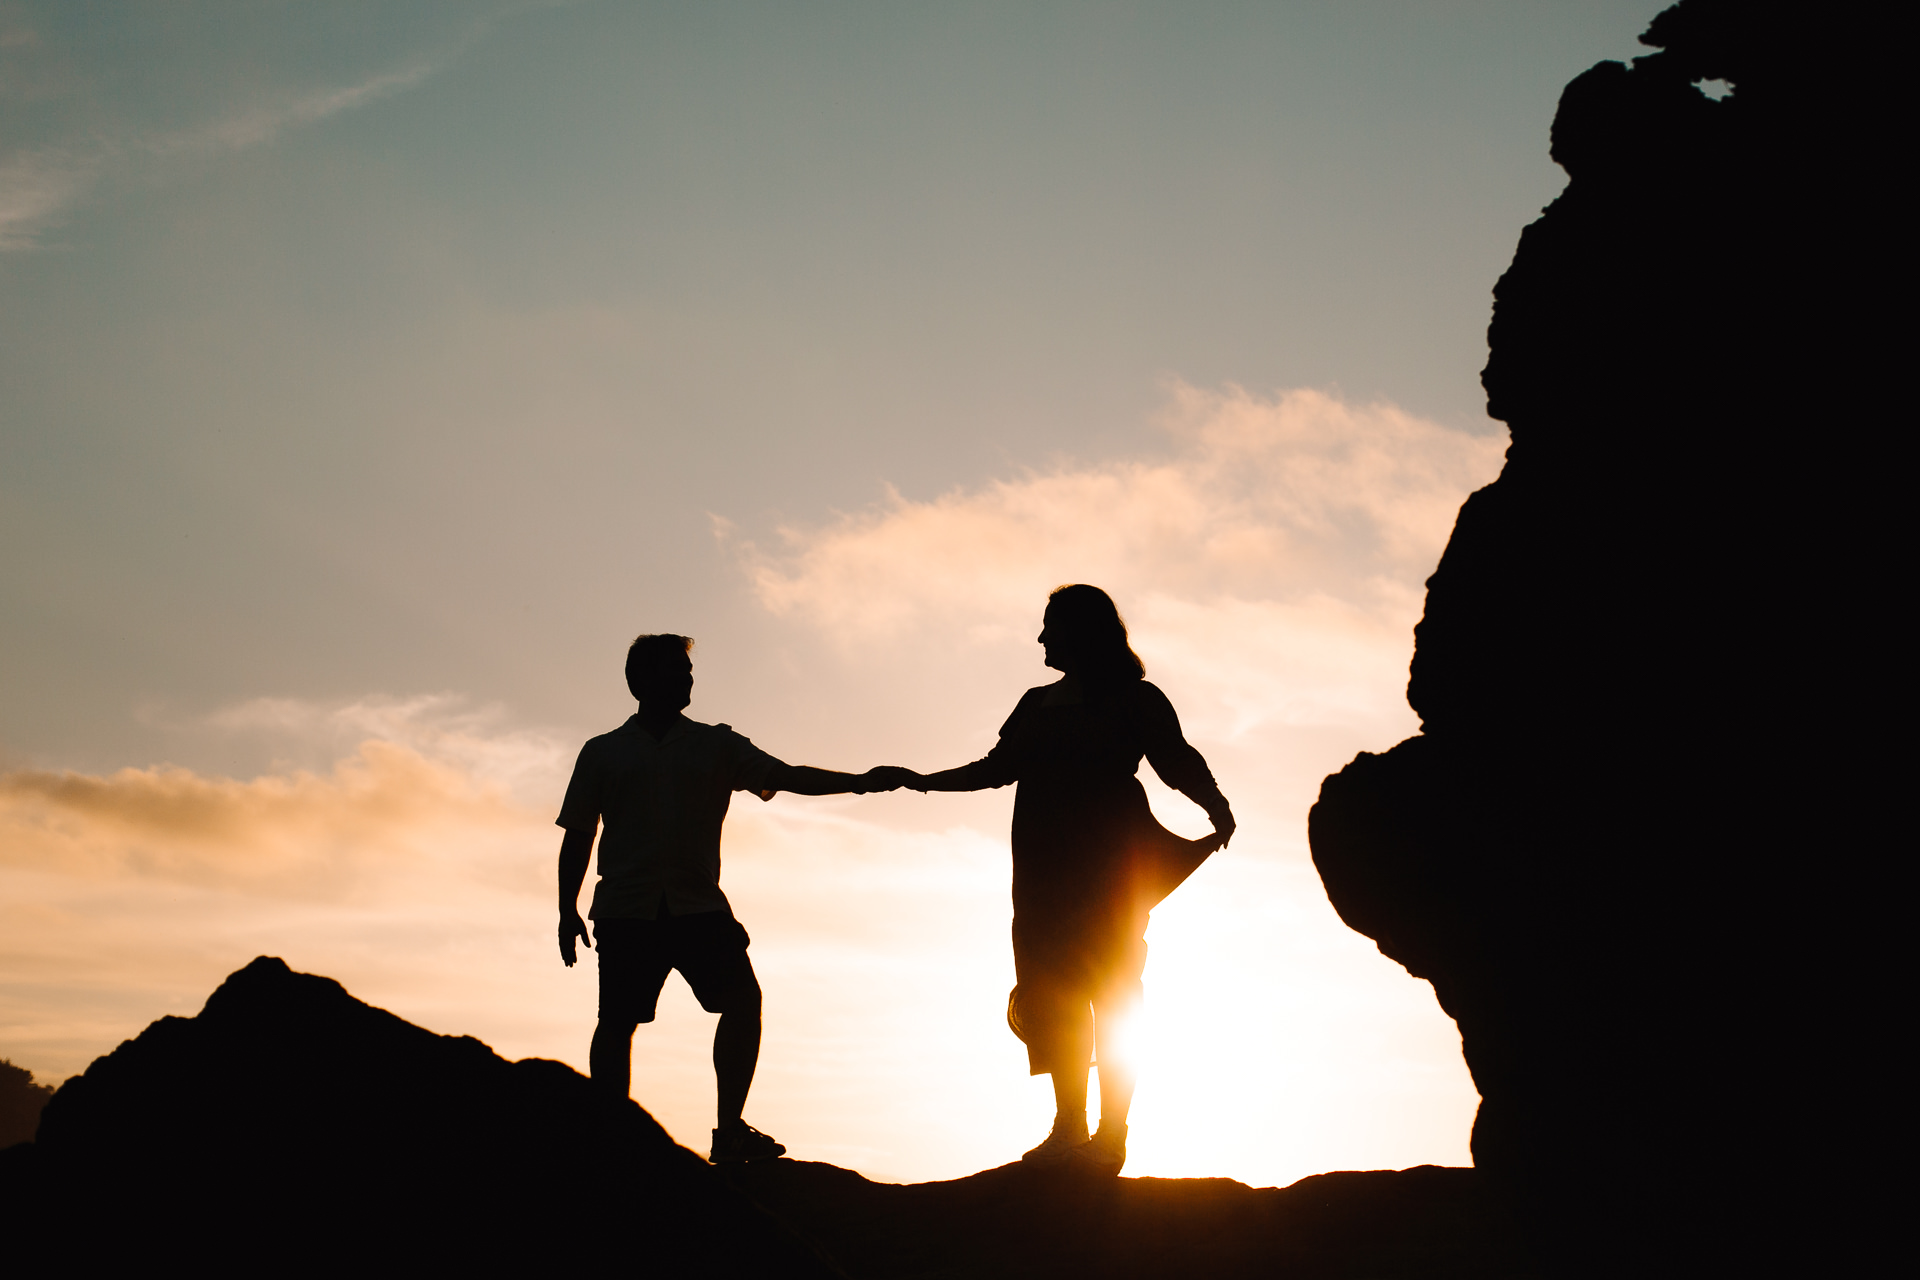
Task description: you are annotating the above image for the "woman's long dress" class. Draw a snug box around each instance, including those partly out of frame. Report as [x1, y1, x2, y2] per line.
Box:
[961, 677, 1224, 1073]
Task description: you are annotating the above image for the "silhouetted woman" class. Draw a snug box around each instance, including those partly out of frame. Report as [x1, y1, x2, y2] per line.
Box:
[904, 584, 1233, 1175]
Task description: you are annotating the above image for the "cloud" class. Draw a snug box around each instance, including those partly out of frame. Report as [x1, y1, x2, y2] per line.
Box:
[202, 693, 572, 807]
[146, 64, 435, 157]
[0, 148, 97, 251]
[728, 383, 1506, 739]
[0, 739, 536, 901]
[0, 10, 463, 252]
[0, 708, 573, 1114]
[0, 690, 574, 902]
[0, 693, 568, 1088]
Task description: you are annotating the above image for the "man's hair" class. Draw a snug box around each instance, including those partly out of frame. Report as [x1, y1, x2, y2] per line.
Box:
[1047, 584, 1145, 683]
[625, 633, 694, 699]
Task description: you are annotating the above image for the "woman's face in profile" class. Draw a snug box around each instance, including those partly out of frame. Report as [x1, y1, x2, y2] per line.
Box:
[1038, 607, 1073, 673]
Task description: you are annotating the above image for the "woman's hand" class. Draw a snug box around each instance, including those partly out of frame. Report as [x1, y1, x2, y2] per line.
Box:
[1206, 802, 1236, 850]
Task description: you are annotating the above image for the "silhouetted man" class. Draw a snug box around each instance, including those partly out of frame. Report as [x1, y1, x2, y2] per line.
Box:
[556, 633, 897, 1163]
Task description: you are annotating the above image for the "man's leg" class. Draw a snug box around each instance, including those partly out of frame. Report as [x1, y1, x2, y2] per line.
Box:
[711, 973, 762, 1128]
[590, 1018, 641, 1099]
[706, 972, 786, 1162]
[687, 915, 784, 1162]
[591, 918, 666, 1101]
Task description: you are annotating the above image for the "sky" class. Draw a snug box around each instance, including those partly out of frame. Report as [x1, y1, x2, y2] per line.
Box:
[0, 1, 1672, 1185]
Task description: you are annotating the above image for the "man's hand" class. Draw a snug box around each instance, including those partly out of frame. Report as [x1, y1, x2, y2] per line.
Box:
[858, 765, 921, 793]
[559, 910, 592, 967]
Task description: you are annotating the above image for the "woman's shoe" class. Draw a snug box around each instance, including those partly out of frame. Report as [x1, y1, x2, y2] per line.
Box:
[1021, 1112, 1090, 1165]
[1070, 1122, 1127, 1175]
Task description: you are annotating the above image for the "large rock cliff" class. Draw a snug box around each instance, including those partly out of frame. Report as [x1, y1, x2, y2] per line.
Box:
[1309, 1, 1891, 1274]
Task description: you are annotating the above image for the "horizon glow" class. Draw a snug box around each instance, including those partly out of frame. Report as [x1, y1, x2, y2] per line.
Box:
[1, 1, 1672, 1186]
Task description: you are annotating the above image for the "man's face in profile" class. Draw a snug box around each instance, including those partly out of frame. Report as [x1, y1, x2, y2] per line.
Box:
[638, 653, 694, 713]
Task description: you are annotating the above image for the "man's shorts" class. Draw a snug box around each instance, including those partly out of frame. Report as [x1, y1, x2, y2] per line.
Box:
[594, 910, 755, 1025]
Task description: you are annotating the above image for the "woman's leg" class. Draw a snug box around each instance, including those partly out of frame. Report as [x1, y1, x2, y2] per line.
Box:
[1021, 985, 1094, 1161]
[1051, 1059, 1090, 1117]
[1039, 987, 1094, 1119]
[1072, 982, 1142, 1173]
[1091, 998, 1137, 1129]
[1089, 936, 1147, 1137]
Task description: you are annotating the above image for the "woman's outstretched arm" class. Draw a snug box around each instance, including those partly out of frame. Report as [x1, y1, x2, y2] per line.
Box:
[903, 687, 1038, 792]
[909, 757, 1016, 792]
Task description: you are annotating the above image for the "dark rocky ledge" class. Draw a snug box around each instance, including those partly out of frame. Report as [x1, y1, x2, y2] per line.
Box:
[724, 1159, 1532, 1279]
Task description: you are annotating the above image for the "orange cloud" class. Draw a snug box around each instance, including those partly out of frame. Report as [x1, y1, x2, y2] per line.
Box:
[0, 739, 534, 900]
[725, 383, 1506, 742]
[733, 385, 1503, 631]
[0, 724, 567, 1095]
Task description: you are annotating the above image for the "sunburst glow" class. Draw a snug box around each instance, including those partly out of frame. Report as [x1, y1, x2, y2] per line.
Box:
[1, 0, 1636, 1193]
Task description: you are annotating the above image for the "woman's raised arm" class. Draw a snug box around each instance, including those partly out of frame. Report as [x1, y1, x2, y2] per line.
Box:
[1135, 683, 1235, 844]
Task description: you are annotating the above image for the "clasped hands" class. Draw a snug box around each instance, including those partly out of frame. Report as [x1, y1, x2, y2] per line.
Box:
[854, 765, 924, 793]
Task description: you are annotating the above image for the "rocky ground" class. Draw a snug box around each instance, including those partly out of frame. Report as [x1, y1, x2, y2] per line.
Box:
[724, 1158, 1534, 1279]
[2, 957, 1534, 1278]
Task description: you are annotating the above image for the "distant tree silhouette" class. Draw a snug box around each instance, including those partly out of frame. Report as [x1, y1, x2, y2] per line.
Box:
[0, 1059, 56, 1148]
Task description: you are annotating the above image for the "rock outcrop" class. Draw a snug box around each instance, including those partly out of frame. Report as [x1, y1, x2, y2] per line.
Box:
[5, 957, 834, 1274]
[1309, 2, 1890, 1274]
[2, 958, 1535, 1277]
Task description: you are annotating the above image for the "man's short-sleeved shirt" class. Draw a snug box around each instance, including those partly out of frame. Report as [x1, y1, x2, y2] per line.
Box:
[557, 715, 783, 920]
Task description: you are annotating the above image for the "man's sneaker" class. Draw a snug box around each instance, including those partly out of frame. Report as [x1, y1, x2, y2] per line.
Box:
[1071, 1122, 1127, 1176]
[710, 1121, 786, 1164]
[1021, 1112, 1090, 1166]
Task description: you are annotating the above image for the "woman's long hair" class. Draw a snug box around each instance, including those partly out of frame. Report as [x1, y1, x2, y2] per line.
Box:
[1047, 584, 1145, 685]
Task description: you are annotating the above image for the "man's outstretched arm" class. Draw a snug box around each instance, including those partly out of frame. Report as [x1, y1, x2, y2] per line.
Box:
[761, 764, 918, 797]
[557, 825, 595, 966]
